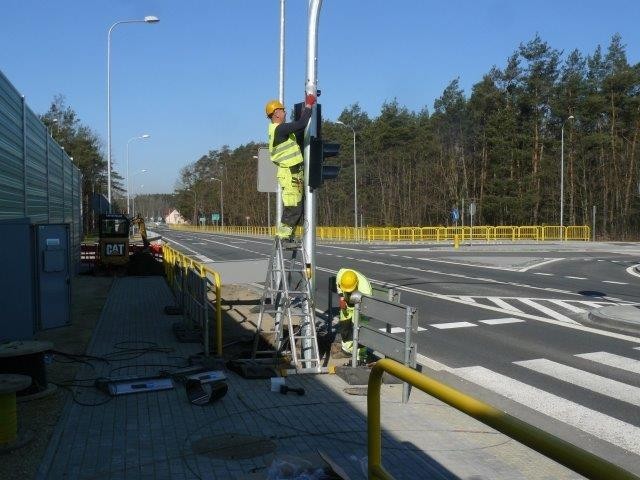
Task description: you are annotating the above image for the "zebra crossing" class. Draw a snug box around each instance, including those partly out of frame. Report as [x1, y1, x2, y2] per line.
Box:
[375, 296, 626, 332]
[451, 295, 618, 320]
[426, 346, 640, 457]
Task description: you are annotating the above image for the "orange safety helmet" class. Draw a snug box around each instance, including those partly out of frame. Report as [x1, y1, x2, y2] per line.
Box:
[265, 99, 284, 117]
[339, 270, 358, 293]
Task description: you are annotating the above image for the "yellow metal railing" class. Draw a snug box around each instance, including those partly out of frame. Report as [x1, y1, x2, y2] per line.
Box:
[169, 224, 591, 242]
[367, 358, 637, 480]
[162, 244, 223, 355]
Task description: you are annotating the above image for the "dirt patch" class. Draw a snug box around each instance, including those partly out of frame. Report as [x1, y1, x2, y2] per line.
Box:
[0, 274, 113, 480]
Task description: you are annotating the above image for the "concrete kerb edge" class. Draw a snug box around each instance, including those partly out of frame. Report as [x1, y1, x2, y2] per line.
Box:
[587, 307, 640, 336]
[35, 277, 121, 480]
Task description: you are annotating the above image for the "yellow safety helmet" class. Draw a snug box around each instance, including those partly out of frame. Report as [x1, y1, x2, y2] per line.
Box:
[339, 270, 358, 293]
[265, 99, 284, 117]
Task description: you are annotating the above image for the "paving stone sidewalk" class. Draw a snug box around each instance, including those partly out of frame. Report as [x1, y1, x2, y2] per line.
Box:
[37, 276, 581, 479]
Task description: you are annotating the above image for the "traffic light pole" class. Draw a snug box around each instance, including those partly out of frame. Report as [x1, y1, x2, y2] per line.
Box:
[303, 0, 322, 294]
[276, 0, 285, 235]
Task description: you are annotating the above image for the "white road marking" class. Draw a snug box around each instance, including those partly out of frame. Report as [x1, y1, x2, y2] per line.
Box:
[196, 254, 214, 263]
[459, 296, 477, 303]
[161, 235, 207, 256]
[378, 326, 428, 333]
[431, 321, 477, 329]
[479, 318, 525, 325]
[163, 233, 640, 344]
[452, 365, 640, 455]
[515, 358, 640, 407]
[602, 280, 628, 285]
[487, 297, 523, 312]
[518, 257, 564, 272]
[319, 243, 634, 302]
[547, 300, 586, 314]
[626, 265, 640, 279]
[565, 276, 587, 280]
[317, 265, 640, 343]
[518, 299, 579, 324]
[582, 301, 609, 308]
[418, 257, 519, 272]
[575, 352, 640, 375]
[534, 272, 554, 276]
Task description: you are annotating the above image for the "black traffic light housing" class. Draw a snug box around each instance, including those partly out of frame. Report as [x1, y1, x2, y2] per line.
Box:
[294, 102, 341, 189]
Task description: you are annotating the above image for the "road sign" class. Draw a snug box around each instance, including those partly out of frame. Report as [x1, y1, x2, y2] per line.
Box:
[451, 207, 459, 222]
[212, 213, 220, 222]
[469, 202, 477, 217]
[257, 147, 277, 192]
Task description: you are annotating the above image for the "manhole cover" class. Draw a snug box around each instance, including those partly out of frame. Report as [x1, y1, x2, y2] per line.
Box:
[344, 387, 368, 396]
[191, 433, 276, 459]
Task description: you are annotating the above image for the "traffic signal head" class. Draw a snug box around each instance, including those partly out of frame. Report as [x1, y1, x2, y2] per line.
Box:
[309, 137, 341, 189]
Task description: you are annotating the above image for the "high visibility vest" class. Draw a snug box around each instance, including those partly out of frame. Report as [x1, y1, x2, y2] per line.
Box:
[268, 123, 303, 168]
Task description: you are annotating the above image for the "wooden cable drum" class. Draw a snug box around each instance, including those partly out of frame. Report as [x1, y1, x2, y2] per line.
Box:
[0, 341, 54, 400]
[0, 374, 31, 447]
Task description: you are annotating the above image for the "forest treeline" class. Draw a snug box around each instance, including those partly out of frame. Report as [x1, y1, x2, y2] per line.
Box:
[175, 34, 640, 239]
[40, 34, 639, 238]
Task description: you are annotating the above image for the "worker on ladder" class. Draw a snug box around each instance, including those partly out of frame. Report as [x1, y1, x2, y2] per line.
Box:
[336, 268, 373, 363]
[265, 92, 316, 240]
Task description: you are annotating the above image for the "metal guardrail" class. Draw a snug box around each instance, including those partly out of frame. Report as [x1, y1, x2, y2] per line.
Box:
[367, 358, 639, 480]
[169, 224, 590, 242]
[354, 294, 417, 403]
[162, 244, 223, 356]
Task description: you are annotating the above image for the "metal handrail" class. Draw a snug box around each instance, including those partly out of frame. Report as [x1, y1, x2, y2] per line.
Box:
[367, 358, 638, 480]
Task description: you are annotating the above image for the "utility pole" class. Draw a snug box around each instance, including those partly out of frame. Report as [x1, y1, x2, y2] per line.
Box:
[303, 0, 322, 293]
[276, 0, 285, 234]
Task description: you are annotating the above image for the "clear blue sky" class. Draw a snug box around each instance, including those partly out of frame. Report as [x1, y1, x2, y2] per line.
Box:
[1, 0, 638, 194]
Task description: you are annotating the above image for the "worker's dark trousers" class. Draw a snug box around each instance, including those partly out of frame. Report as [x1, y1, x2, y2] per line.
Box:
[282, 201, 303, 231]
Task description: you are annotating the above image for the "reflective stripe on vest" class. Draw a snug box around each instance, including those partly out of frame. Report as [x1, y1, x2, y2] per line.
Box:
[268, 123, 303, 168]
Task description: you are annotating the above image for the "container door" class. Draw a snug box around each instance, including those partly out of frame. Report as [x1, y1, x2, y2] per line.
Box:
[36, 224, 71, 329]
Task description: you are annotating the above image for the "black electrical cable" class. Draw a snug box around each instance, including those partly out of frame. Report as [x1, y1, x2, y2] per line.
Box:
[53, 381, 113, 407]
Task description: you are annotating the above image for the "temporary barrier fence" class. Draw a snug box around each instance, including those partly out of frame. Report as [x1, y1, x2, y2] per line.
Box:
[162, 244, 222, 356]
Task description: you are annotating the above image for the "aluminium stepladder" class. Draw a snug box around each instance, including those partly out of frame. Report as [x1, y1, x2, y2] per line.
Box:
[252, 237, 323, 373]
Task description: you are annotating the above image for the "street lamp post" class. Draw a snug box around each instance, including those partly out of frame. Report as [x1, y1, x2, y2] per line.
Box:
[560, 115, 574, 229]
[130, 169, 147, 216]
[126, 134, 150, 214]
[336, 121, 358, 240]
[107, 15, 159, 211]
[210, 177, 224, 228]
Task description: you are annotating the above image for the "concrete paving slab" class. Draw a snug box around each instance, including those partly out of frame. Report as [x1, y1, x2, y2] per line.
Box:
[38, 276, 584, 479]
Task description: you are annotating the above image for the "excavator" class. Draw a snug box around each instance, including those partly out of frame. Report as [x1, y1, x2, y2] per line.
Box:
[97, 213, 161, 269]
[98, 213, 131, 267]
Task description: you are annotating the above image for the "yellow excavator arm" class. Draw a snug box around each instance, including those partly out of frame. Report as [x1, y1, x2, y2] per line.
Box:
[131, 215, 150, 248]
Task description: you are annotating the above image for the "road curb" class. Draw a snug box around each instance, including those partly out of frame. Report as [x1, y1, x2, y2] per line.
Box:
[588, 305, 640, 335]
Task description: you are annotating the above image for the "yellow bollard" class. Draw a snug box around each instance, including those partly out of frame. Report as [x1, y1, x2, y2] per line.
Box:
[454, 234, 460, 249]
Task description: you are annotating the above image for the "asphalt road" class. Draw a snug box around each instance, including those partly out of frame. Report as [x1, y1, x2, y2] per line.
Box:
[155, 226, 640, 475]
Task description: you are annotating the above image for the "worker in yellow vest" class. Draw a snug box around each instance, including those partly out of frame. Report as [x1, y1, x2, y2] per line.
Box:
[265, 93, 316, 240]
[336, 268, 372, 362]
